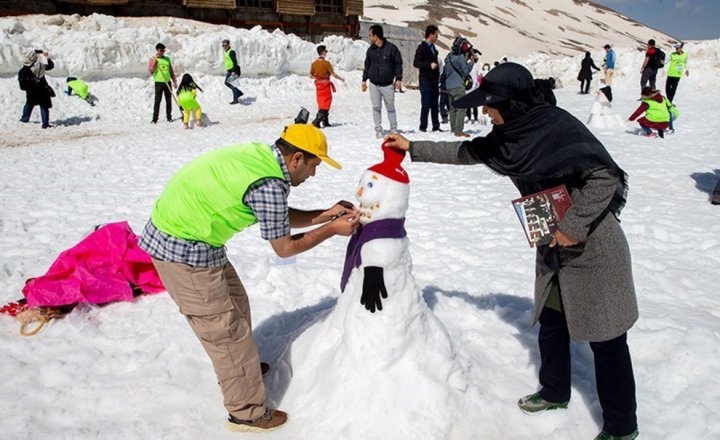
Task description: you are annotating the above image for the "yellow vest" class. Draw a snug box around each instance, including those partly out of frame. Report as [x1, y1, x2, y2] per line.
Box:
[667, 52, 688, 78]
[153, 56, 172, 83]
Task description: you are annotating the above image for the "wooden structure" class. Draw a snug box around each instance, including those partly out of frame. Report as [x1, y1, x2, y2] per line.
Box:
[1, 0, 364, 39]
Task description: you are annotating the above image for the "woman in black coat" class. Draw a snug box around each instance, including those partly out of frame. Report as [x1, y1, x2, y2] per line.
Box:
[383, 63, 639, 440]
[18, 49, 55, 129]
[577, 51, 600, 94]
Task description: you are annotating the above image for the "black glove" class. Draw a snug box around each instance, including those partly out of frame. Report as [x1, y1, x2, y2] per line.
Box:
[361, 266, 388, 313]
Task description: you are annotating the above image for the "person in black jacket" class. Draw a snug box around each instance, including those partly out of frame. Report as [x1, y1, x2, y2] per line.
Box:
[578, 51, 600, 94]
[222, 39, 244, 104]
[18, 49, 55, 129]
[413, 25, 442, 133]
[534, 77, 557, 106]
[362, 25, 403, 138]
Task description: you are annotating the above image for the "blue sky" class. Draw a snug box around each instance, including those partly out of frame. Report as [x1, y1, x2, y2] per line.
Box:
[593, 0, 720, 40]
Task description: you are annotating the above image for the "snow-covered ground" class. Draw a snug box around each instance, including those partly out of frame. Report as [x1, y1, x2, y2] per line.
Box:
[1, 15, 720, 440]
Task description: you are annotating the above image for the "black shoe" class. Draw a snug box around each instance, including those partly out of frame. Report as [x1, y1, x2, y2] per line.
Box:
[432, 127, 444, 132]
[419, 128, 427, 132]
[230, 100, 240, 105]
[167, 117, 173, 122]
[151, 120, 157, 124]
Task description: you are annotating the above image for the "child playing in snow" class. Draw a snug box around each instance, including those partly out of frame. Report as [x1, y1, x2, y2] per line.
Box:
[65, 76, 97, 106]
[310, 45, 345, 128]
[176, 74, 203, 129]
[628, 87, 672, 138]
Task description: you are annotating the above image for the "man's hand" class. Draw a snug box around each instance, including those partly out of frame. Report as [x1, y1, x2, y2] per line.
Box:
[382, 133, 411, 151]
[172, 81, 178, 89]
[395, 80, 402, 90]
[329, 213, 360, 236]
[361, 82, 368, 92]
[431, 62, 438, 70]
[317, 200, 357, 224]
[549, 229, 580, 248]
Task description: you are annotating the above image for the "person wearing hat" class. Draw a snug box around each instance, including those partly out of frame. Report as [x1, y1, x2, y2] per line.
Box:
[18, 49, 55, 129]
[148, 43, 177, 123]
[139, 123, 359, 432]
[665, 43, 689, 103]
[384, 62, 639, 440]
[222, 39, 244, 105]
[628, 87, 671, 138]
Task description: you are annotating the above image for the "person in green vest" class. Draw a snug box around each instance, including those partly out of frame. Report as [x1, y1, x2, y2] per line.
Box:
[222, 39, 244, 104]
[665, 43, 689, 103]
[139, 121, 359, 432]
[65, 76, 97, 106]
[628, 87, 670, 138]
[176, 73, 204, 129]
[148, 42, 177, 123]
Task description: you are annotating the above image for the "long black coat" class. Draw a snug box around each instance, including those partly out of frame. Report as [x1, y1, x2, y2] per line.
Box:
[18, 59, 55, 108]
[577, 56, 599, 81]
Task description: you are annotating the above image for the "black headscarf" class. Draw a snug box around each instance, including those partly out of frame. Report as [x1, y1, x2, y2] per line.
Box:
[467, 63, 628, 216]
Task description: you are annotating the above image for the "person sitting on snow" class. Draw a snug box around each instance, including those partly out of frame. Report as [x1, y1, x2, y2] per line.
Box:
[310, 44, 345, 128]
[628, 87, 670, 138]
[65, 77, 97, 106]
[176, 73, 204, 129]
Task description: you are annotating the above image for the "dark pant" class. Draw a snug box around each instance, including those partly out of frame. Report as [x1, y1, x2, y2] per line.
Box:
[641, 67, 657, 90]
[153, 82, 173, 122]
[580, 79, 591, 94]
[439, 90, 449, 121]
[419, 79, 440, 131]
[538, 307, 637, 436]
[21, 102, 49, 128]
[665, 76, 680, 102]
[224, 71, 243, 101]
[466, 106, 478, 121]
[312, 109, 330, 128]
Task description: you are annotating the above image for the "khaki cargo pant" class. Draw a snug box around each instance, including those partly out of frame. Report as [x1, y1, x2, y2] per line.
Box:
[152, 258, 266, 421]
[604, 68, 615, 86]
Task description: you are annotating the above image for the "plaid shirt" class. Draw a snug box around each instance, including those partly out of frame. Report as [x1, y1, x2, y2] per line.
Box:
[139, 144, 291, 267]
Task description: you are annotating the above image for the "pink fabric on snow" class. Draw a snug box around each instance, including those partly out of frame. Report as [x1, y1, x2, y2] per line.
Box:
[22, 221, 164, 308]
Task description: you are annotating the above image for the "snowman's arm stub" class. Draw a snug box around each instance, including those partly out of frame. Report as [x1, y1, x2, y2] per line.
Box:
[361, 266, 388, 313]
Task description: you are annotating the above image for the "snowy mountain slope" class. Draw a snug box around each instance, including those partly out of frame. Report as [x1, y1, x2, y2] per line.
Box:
[363, 0, 677, 61]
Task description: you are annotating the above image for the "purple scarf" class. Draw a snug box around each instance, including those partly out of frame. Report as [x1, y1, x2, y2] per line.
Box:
[340, 218, 406, 292]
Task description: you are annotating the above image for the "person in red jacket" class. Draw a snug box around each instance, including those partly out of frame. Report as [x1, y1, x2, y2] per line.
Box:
[628, 87, 670, 138]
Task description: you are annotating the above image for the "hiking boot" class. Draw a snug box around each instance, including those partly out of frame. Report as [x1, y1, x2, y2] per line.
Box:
[518, 392, 569, 414]
[593, 430, 639, 440]
[375, 130, 384, 139]
[230, 100, 240, 105]
[453, 131, 470, 138]
[227, 408, 287, 432]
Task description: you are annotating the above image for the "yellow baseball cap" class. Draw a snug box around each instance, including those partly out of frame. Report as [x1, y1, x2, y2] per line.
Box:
[280, 124, 341, 169]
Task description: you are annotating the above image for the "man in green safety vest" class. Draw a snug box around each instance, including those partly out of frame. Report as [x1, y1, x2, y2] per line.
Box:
[65, 76, 97, 106]
[665, 43, 689, 103]
[222, 39, 244, 104]
[148, 43, 177, 123]
[139, 121, 359, 432]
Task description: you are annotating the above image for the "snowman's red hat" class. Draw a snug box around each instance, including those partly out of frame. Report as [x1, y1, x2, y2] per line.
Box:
[367, 143, 410, 184]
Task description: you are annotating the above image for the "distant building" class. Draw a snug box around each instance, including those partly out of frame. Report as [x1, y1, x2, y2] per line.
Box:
[0, 0, 363, 39]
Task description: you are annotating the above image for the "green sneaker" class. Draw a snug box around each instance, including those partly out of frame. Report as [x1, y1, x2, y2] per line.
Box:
[517, 392, 569, 414]
[593, 430, 638, 440]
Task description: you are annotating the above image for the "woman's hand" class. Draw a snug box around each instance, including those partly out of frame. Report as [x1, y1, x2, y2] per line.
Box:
[383, 134, 410, 151]
[549, 229, 580, 248]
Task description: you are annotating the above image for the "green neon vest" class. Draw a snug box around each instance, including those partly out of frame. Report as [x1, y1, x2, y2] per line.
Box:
[667, 52, 688, 78]
[151, 143, 286, 246]
[67, 79, 89, 99]
[224, 49, 234, 70]
[643, 98, 670, 123]
[177, 89, 199, 110]
[153, 56, 172, 83]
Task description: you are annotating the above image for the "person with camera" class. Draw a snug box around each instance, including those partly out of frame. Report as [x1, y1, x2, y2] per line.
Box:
[18, 49, 55, 129]
[442, 37, 479, 137]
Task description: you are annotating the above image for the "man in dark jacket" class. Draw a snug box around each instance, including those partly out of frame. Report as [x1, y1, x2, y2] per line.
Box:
[222, 39, 244, 105]
[413, 25, 442, 133]
[362, 24, 403, 138]
[18, 49, 55, 129]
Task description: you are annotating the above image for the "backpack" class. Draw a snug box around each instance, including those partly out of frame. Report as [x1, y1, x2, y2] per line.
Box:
[451, 36, 471, 55]
[654, 48, 666, 68]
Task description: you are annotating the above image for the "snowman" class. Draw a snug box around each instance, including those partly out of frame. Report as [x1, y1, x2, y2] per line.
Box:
[281, 145, 467, 439]
[587, 83, 625, 129]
